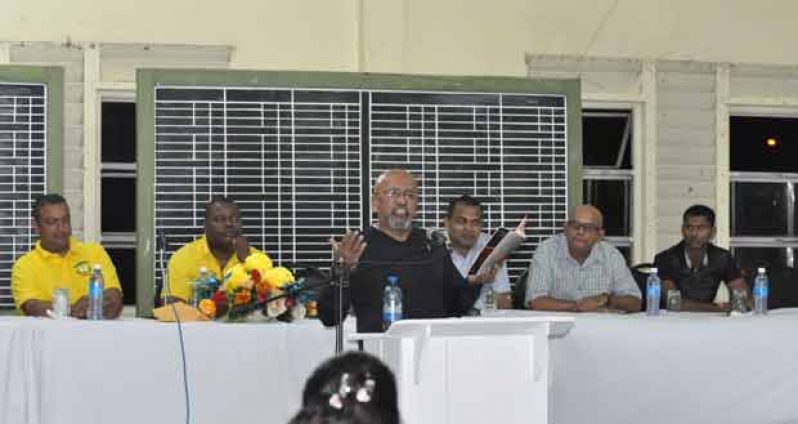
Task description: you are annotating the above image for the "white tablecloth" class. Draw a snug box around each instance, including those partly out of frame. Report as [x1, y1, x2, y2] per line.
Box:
[545, 309, 798, 424]
[0, 317, 341, 424]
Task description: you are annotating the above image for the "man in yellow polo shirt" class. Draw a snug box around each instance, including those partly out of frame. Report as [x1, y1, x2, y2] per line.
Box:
[12, 194, 123, 318]
[166, 196, 267, 303]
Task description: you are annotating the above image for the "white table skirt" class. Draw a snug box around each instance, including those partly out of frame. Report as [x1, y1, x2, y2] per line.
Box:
[4, 310, 798, 424]
[545, 309, 798, 424]
[0, 317, 343, 424]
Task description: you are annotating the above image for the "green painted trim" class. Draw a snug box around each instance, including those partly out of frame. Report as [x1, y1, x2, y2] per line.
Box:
[135, 69, 581, 317]
[0, 66, 64, 193]
[138, 68, 575, 95]
[136, 70, 157, 317]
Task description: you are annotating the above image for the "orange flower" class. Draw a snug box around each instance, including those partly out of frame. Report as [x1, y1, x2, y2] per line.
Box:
[233, 290, 252, 305]
[198, 299, 217, 318]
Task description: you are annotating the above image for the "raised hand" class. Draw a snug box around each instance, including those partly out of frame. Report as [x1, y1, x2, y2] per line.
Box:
[330, 230, 367, 269]
[233, 233, 250, 261]
[514, 215, 528, 238]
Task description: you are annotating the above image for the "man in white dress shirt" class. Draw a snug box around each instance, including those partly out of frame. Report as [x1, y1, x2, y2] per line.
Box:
[443, 195, 512, 311]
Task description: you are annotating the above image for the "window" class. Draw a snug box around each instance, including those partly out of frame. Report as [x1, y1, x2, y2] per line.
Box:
[135, 71, 580, 315]
[101, 102, 136, 304]
[0, 67, 62, 309]
[730, 116, 798, 270]
[582, 109, 633, 263]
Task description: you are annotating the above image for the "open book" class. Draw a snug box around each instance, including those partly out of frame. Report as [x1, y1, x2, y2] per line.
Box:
[467, 218, 527, 275]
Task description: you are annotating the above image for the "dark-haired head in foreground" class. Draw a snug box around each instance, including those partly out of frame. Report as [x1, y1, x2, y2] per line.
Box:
[288, 351, 400, 424]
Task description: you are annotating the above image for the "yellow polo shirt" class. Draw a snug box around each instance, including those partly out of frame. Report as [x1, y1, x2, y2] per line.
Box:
[11, 237, 122, 310]
[166, 235, 263, 302]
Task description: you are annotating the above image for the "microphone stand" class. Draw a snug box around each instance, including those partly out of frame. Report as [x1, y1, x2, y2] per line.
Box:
[331, 262, 350, 355]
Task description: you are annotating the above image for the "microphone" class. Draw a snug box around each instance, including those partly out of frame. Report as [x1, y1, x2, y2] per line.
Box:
[426, 228, 448, 251]
[156, 229, 170, 304]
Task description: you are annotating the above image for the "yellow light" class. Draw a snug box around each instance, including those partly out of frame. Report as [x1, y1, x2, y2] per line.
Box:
[766, 137, 779, 148]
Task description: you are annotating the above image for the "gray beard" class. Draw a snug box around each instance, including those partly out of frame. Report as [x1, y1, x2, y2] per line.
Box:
[387, 215, 412, 230]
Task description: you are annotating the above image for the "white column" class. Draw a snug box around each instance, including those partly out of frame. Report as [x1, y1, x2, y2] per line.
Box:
[640, 60, 658, 260]
[82, 46, 101, 242]
[714, 64, 731, 248]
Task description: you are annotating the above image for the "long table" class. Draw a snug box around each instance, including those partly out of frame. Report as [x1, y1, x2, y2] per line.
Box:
[3, 310, 798, 424]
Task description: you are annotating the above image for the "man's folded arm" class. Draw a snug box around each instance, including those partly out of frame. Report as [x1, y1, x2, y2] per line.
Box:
[103, 288, 123, 319]
[529, 296, 576, 312]
[607, 294, 641, 312]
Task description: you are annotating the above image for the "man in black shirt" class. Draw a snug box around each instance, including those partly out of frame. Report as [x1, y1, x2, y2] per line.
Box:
[654, 204, 747, 312]
[319, 169, 486, 332]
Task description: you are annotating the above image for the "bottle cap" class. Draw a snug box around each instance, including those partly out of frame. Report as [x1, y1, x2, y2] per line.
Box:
[649, 267, 658, 274]
[93, 264, 101, 271]
[757, 267, 766, 273]
[199, 266, 208, 273]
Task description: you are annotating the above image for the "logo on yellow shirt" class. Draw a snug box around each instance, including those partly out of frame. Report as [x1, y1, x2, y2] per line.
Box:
[74, 261, 92, 277]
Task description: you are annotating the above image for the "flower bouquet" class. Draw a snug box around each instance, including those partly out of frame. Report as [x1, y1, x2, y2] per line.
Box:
[197, 252, 318, 322]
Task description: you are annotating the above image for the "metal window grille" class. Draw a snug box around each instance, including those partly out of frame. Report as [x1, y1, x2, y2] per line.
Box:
[368, 90, 568, 275]
[153, 85, 569, 287]
[0, 83, 47, 308]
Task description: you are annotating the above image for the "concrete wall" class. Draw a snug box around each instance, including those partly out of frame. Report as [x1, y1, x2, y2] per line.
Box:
[2, 1, 798, 73]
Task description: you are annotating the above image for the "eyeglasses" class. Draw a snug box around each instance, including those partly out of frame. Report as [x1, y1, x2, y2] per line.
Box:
[380, 187, 418, 201]
[566, 220, 601, 234]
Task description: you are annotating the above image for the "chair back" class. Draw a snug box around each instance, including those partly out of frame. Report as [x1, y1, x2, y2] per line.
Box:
[512, 268, 530, 309]
[742, 265, 798, 309]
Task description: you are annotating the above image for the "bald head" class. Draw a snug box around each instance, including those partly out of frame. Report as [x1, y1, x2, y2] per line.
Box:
[374, 169, 417, 194]
[372, 169, 419, 237]
[572, 205, 603, 228]
[563, 204, 605, 260]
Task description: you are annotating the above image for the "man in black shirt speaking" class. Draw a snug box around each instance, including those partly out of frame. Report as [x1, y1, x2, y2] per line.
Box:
[319, 169, 487, 332]
[654, 204, 748, 312]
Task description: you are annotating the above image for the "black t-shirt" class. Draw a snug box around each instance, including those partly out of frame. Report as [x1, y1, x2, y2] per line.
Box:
[319, 226, 478, 333]
[654, 241, 742, 303]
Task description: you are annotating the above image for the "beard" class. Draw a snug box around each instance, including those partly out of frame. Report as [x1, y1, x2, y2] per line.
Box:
[387, 207, 412, 230]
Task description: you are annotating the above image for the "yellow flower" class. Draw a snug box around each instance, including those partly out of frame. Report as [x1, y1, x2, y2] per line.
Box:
[223, 264, 250, 293]
[262, 266, 294, 289]
[244, 252, 273, 275]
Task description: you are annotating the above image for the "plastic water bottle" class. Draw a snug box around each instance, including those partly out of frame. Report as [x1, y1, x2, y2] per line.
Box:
[87, 264, 104, 320]
[646, 267, 661, 316]
[483, 285, 497, 314]
[192, 266, 210, 307]
[753, 267, 769, 315]
[382, 274, 402, 330]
